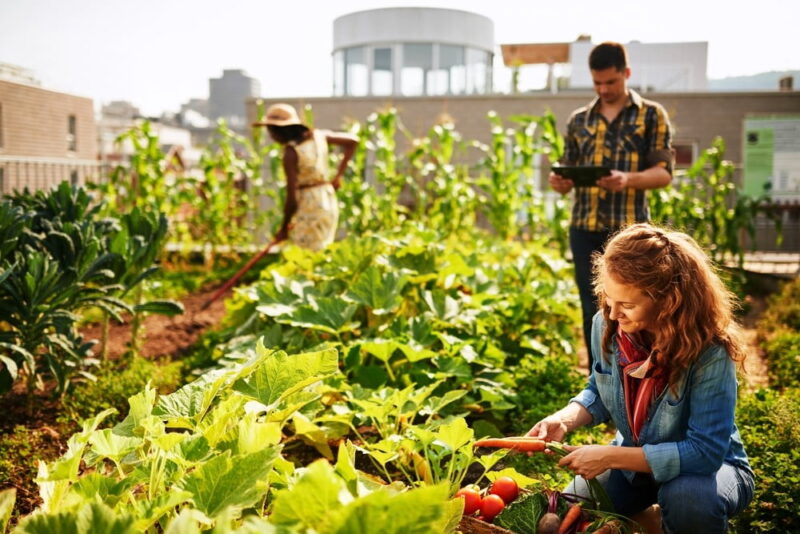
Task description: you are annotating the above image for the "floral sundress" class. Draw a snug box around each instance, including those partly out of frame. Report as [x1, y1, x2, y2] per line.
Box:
[287, 130, 338, 251]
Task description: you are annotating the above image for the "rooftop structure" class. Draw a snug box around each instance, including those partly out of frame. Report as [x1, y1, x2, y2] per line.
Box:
[333, 7, 494, 97]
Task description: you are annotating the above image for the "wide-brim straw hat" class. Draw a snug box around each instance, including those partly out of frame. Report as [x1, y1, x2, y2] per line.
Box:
[253, 103, 304, 127]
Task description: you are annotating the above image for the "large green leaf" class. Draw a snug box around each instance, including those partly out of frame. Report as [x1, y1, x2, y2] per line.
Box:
[421, 290, 460, 321]
[133, 299, 184, 317]
[14, 512, 80, 534]
[14, 501, 136, 534]
[0, 488, 15, 534]
[277, 297, 359, 335]
[177, 447, 280, 518]
[345, 266, 407, 315]
[154, 369, 229, 429]
[66, 473, 137, 510]
[113, 384, 157, 437]
[326, 483, 457, 534]
[232, 348, 339, 407]
[75, 501, 137, 534]
[434, 417, 473, 452]
[130, 490, 193, 531]
[268, 459, 351, 529]
[88, 429, 143, 464]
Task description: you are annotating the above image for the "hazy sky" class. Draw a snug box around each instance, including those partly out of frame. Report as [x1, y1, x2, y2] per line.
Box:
[1, 0, 796, 116]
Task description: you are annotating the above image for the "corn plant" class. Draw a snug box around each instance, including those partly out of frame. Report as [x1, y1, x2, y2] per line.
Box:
[407, 122, 478, 236]
[190, 119, 273, 262]
[93, 121, 179, 218]
[369, 108, 411, 229]
[473, 110, 568, 244]
[336, 119, 382, 236]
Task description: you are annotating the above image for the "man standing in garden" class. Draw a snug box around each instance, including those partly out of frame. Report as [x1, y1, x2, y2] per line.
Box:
[549, 42, 673, 367]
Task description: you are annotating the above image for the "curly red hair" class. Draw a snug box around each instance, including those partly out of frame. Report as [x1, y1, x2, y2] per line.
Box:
[592, 223, 746, 390]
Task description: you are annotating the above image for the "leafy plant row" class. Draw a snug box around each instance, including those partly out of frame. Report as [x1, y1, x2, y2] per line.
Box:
[731, 276, 800, 533]
[0, 344, 504, 533]
[202, 226, 580, 429]
[0, 183, 181, 396]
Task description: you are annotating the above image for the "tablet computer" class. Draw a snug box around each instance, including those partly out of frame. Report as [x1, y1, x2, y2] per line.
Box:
[551, 165, 612, 187]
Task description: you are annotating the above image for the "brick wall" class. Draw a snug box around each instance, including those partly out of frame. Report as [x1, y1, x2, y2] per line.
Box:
[0, 80, 97, 159]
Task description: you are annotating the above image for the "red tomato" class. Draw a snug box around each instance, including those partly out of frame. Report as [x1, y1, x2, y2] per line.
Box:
[480, 494, 506, 521]
[454, 487, 482, 515]
[489, 476, 519, 503]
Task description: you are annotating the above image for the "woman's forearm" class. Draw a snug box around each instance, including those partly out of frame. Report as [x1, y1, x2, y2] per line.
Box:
[606, 445, 652, 473]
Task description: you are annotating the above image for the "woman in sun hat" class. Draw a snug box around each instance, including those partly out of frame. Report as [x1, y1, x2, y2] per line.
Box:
[253, 103, 357, 251]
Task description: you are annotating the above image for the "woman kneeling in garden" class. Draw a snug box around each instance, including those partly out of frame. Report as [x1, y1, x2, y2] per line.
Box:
[528, 223, 754, 533]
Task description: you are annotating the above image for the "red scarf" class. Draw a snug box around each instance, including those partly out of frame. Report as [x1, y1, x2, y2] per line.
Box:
[617, 329, 667, 443]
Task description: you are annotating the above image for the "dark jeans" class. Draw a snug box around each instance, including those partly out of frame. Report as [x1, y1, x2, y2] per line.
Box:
[569, 227, 612, 370]
[566, 464, 755, 533]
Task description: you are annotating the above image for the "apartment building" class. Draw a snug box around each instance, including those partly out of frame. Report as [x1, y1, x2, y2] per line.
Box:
[0, 74, 99, 195]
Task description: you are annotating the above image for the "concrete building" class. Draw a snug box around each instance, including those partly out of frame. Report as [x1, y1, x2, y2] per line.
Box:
[333, 7, 494, 97]
[0, 77, 99, 195]
[97, 100, 201, 177]
[209, 69, 261, 129]
[501, 39, 707, 94]
[570, 40, 708, 92]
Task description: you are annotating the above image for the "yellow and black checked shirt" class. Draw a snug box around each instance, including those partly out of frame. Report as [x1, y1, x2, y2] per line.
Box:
[564, 90, 673, 231]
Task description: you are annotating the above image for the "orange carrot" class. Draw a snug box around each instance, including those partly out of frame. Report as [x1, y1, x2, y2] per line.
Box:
[558, 503, 582, 534]
[473, 437, 547, 452]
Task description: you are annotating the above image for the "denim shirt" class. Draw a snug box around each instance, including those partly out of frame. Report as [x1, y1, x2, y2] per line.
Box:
[570, 312, 752, 483]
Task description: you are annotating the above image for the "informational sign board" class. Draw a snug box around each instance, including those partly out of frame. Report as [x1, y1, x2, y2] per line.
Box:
[743, 116, 800, 200]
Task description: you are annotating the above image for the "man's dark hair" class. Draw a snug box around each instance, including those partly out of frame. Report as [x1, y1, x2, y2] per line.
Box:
[589, 42, 628, 72]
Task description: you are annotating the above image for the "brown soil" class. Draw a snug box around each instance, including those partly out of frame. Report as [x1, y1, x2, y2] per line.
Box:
[80, 286, 231, 361]
[1, 286, 231, 431]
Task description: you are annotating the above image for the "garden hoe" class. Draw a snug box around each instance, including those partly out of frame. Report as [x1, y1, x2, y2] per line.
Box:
[200, 236, 284, 310]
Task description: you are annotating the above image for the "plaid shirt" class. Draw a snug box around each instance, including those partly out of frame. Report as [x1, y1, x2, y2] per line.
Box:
[564, 90, 673, 231]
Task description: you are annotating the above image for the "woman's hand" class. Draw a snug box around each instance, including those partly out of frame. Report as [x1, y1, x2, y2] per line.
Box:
[526, 415, 569, 443]
[558, 445, 613, 480]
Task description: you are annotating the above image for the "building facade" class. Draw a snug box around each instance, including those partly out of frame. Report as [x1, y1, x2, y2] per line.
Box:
[0, 79, 99, 195]
[333, 7, 494, 97]
[209, 69, 261, 129]
[569, 40, 708, 92]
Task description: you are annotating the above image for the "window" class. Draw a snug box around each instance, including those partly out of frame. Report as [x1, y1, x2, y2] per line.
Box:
[402, 43, 433, 96]
[67, 115, 77, 151]
[333, 50, 345, 96]
[0, 103, 4, 148]
[345, 47, 368, 96]
[466, 48, 491, 94]
[371, 47, 393, 96]
[439, 45, 466, 95]
[70, 170, 79, 186]
[0, 167, 4, 195]
[673, 143, 697, 167]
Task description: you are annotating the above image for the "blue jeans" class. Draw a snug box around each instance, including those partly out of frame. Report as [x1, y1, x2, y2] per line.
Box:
[566, 464, 755, 533]
[569, 227, 612, 369]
